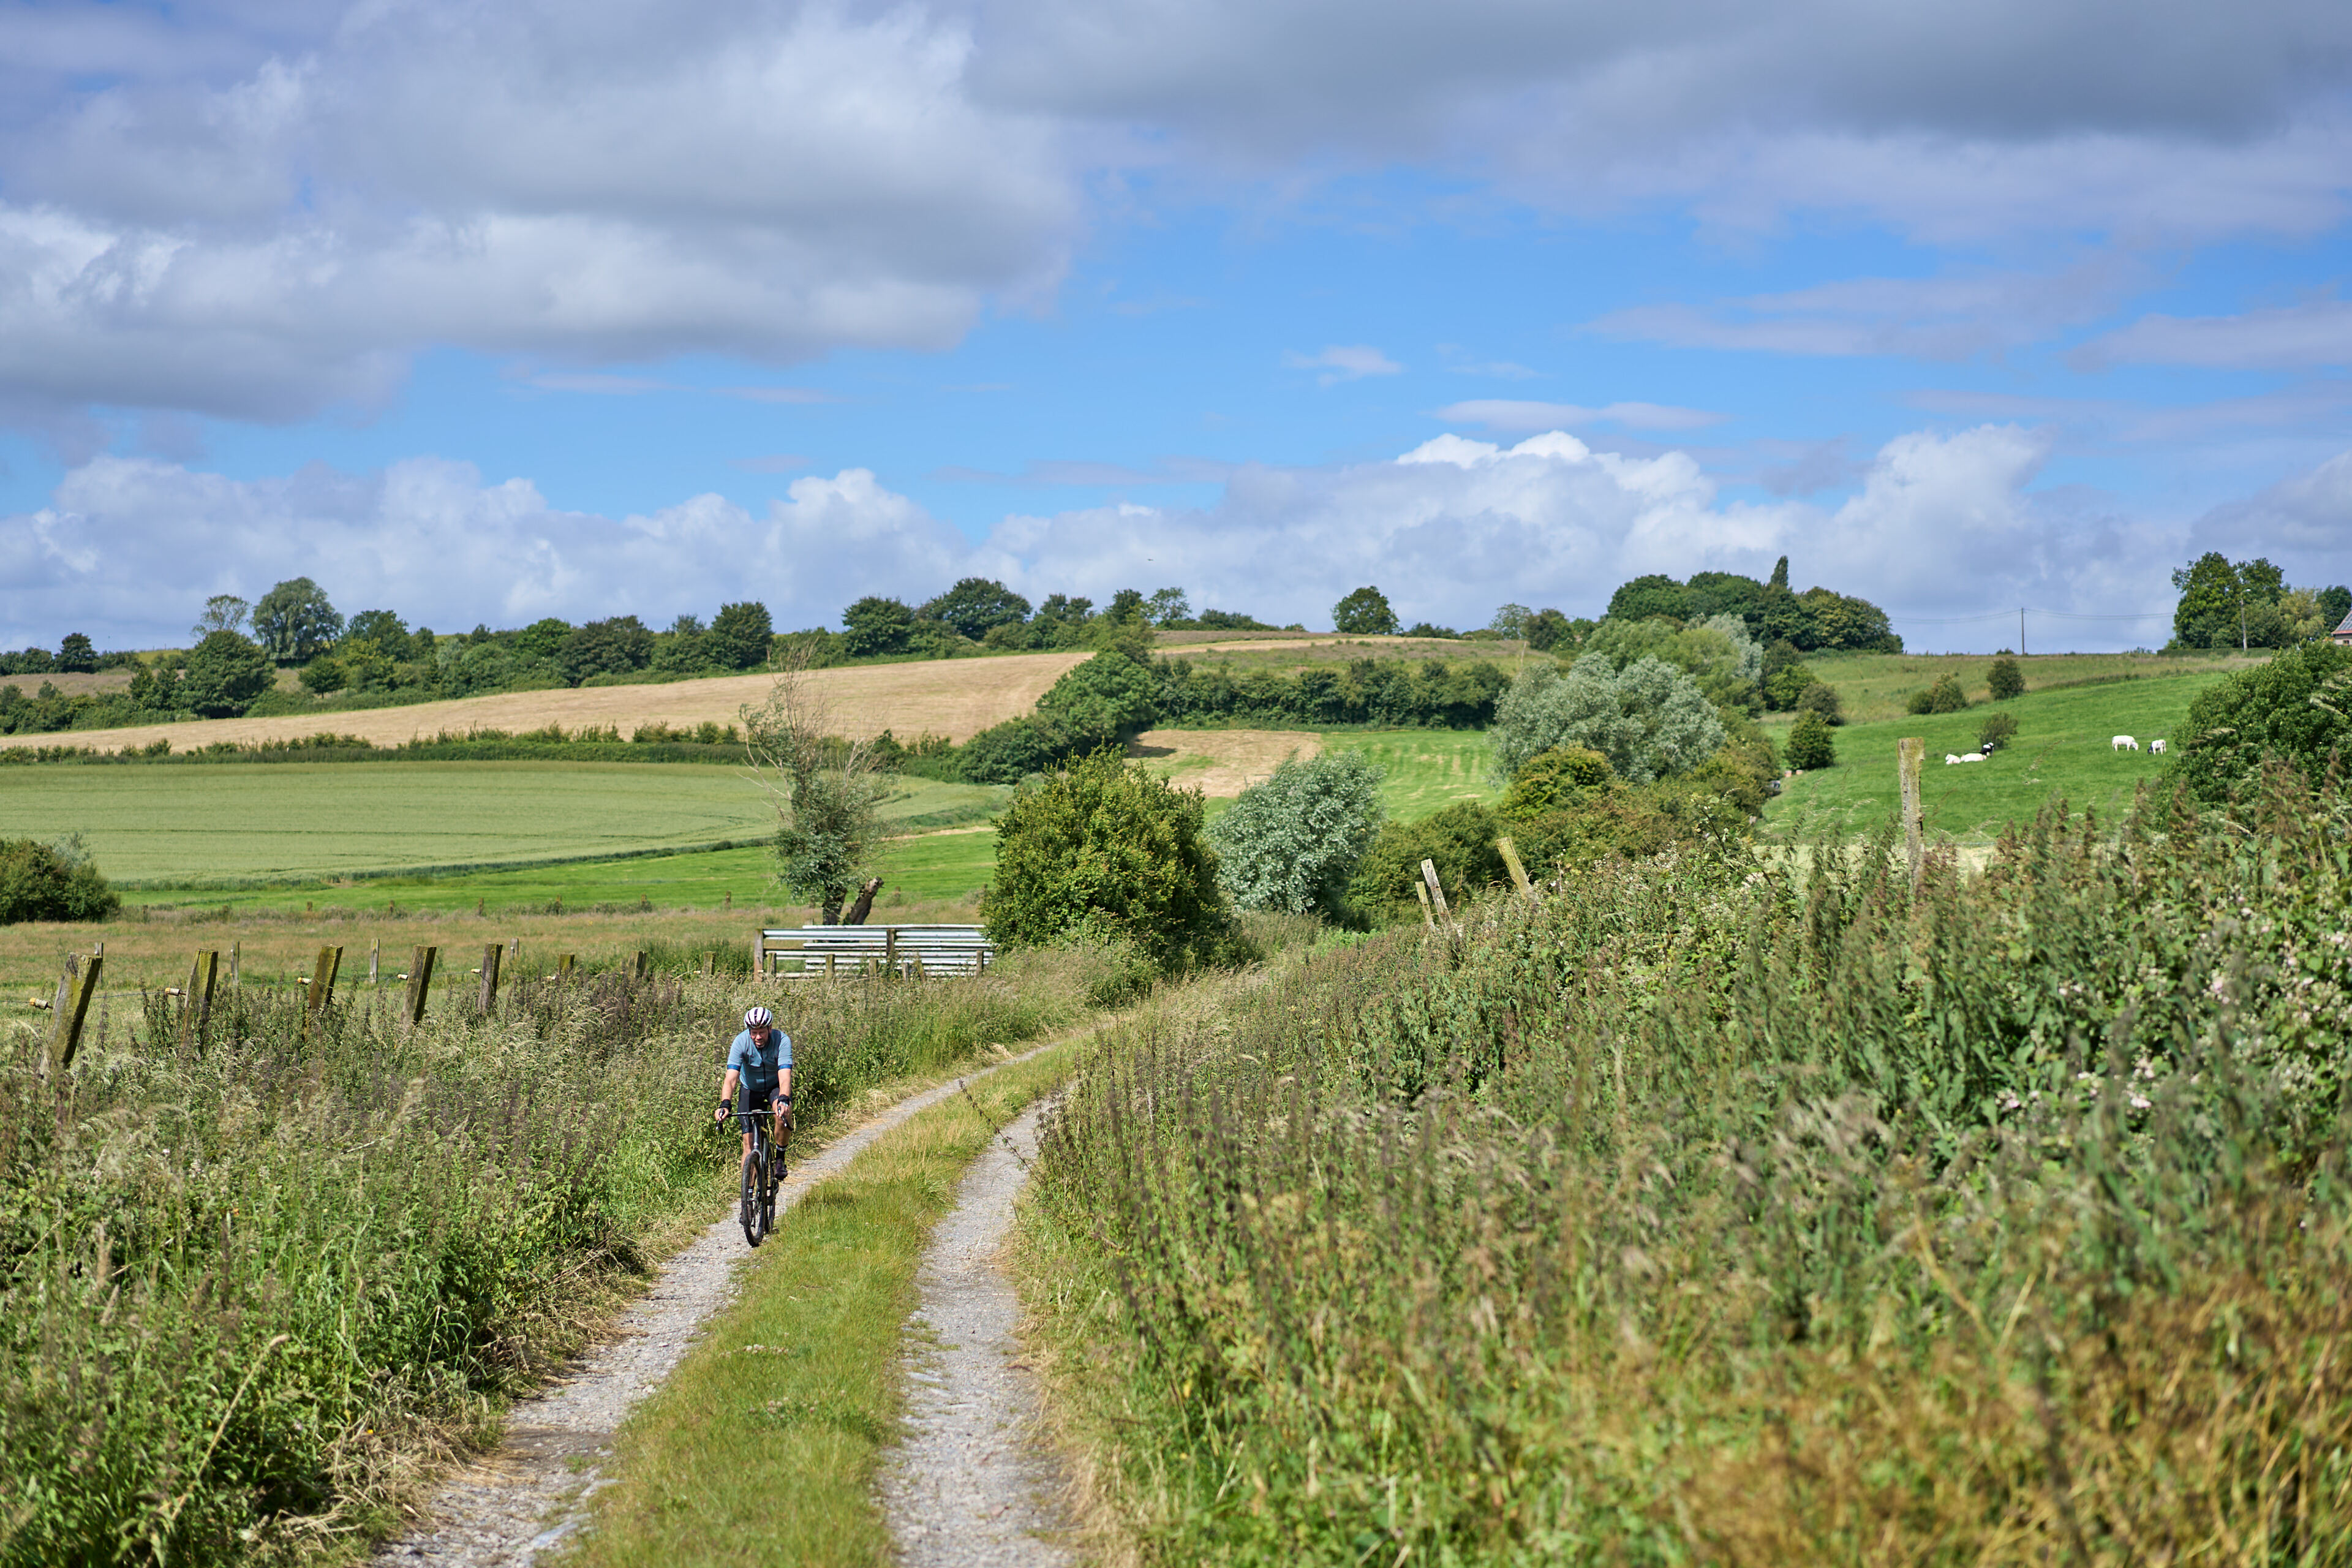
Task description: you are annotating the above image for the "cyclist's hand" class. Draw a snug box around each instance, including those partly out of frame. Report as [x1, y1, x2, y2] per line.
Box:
[713, 1101, 729, 1123]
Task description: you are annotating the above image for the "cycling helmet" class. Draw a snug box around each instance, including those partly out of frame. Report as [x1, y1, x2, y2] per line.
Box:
[744, 1005, 774, 1028]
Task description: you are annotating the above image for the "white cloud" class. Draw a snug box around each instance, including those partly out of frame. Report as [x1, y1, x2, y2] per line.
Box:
[2, 423, 2192, 652]
[2076, 300, 2352, 370]
[1284, 344, 1404, 384]
[1436, 399, 1726, 432]
[2189, 448, 2352, 568]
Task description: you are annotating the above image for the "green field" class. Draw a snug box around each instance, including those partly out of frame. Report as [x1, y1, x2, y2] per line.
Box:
[0, 762, 1006, 889]
[1319, 729, 1500, 817]
[1765, 668, 2231, 843]
[1771, 649, 2261, 727]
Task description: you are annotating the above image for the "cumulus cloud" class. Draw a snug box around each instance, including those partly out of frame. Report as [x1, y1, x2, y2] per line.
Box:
[1284, 345, 1404, 384]
[2188, 448, 2352, 572]
[3, 423, 2189, 652]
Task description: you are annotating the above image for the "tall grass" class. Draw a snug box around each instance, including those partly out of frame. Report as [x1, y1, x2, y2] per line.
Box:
[0, 949, 1096, 1566]
[1025, 767, 2352, 1564]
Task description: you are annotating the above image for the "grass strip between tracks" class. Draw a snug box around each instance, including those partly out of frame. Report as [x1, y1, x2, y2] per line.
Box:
[563, 1035, 1084, 1568]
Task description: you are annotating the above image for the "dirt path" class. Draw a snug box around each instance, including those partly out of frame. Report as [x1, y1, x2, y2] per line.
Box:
[372, 1049, 1051, 1567]
[878, 1099, 1074, 1567]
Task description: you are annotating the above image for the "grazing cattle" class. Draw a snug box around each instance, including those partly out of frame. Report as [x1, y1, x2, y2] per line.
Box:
[2112, 735, 2139, 752]
[1959, 752, 1986, 763]
[2150, 738, 2167, 755]
[1945, 753, 1961, 765]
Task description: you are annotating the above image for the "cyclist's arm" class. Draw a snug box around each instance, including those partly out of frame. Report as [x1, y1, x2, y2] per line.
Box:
[715, 1065, 741, 1120]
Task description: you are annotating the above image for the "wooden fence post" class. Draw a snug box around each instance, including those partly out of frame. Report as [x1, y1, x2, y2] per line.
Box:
[477, 943, 502, 1016]
[632, 951, 649, 981]
[885, 927, 899, 978]
[700, 952, 714, 978]
[557, 954, 576, 983]
[368, 938, 380, 988]
[1496, 836, 1536, 902]
[48, 951, 102, 1073]
[304, 946, 343, 1033]
[1898, 737, 1925, 894]
[229, 941, 241, 990]
[178, 950, 219, 1050]
[405, 946, 437, 1028]
[1419, 858, 1452, 922]
[1412, 879, 1436, 930]
[751, 932, 764, 979]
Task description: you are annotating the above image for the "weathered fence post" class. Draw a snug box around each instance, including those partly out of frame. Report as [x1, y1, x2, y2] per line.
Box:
[477, 943, 502, 1016]
[885, 927, 899, 978]
[48, 951, 102, 1073]
[178, 950, 219, 1050]
[1898, 737, 1925, 894]
[826, 952, 838, 979]
[1412, 878, 1436, 930]
[1496, 836, 1537, 902]
[303, 946, 343, 1034]
[229, 941, 241, 990]
[368, 938, 380, 988]
[699, 952, 714, 978]
[632, 951, 649, 980]
[1419, 858, 1452, 922]
[405, 946, 437, 1029]
[557, 954, 576, 983]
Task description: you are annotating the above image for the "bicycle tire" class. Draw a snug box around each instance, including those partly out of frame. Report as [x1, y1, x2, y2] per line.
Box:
[741, 1144, 764, 1247]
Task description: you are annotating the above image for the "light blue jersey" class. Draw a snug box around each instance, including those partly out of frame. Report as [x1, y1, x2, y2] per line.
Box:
[726, 1027, 793, 1101]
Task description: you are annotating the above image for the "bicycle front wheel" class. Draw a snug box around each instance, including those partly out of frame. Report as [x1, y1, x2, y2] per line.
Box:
[741, 1147, 764, 1246]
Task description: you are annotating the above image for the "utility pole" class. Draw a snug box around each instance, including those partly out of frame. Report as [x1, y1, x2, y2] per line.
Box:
[2019, 607, 2026, 657]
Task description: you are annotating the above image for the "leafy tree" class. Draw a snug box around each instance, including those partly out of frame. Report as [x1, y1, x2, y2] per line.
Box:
[1031, 594, 1096, 648]
[1403, 622, 1458, 639]
[2171, 641, 2352, 802]
[1786, 708, 1836, 769]
[708, 600, 775, 669]
[1605, 574, 1689, 623]
[2279, 588, 2329, 643]
[1145, 587, 1191, 627]
[982, 748, 1231, 972]
[1684, 570, 1766, 628]
[1498, 746, 1613, 818]
[1988, 655, 2026, 700]
[298, 653, 348, 695]
[0, 834, 119, 924]
[1490, 656, 1727, 783]
[1332, 586, 1400, 636]
[1762, 660, 1815, 711]
[982, 621, 1037, 650]
[654, 614, 709, 672]
[1583, 613, 1762, 717]
[1347, 802, 1505, 915]
[344, 609, 408, 650]
[192, 594, 250, 638]
[1207, 752, 1384, 919]
[1035, 651, 1158, 747]
[842, 595, 915, 657]
[2172, 552, 2245, 649]
[55, 633, 97, 673]
[2321, 586, 2352, 635]
[251, 578, 344, 662]
[515, 617, 573, 662]
[1489, 603, 1534, 641]
[1769, 555, 1790, 591]
[919, 579, 1030, 642]
[557, 616, 654, 684]
[181, 630, 275, 717]
[339, 639, 398, 692]
[745, 658, 891, 924]
[1795, 681, 1843, 725]
[1106, 588, 1149, 625]
[1524, 608, 1574, 652]
[1194, 608, 1272, 631]
[956, 716, 1067, 783]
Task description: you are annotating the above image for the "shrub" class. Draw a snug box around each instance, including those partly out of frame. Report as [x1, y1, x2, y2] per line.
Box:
[1905, 672, 1969, 714]
[1499, 745, 1613, 818]
[0, 834, 119, 922]
[1490, 655, 1725, 783]
[1208, 752, 1385, 919]
[180, 630, 276, 717]
[1511, 778, 1752, 872]
[298, 653, 349, 695]
[2171, 639, 2352, 802]
[1035, 650, 1158, 747]
[982, 748, 1232, 973]
[1987, 655, 2025, 699]
[1348, 801, 1504, 916]
[1978, 710, 2019, 752]
[954, 716, 1067, 784]
[1794, 680, 1843, 725]
[1786, 707, 1837, 769]
[1761, 660, 1816, 711]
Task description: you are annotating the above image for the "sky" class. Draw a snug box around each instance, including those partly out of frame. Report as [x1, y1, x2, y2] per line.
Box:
[1, 0, 2349, 654]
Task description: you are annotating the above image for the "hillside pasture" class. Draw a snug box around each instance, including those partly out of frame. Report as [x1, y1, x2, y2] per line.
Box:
[1779, 648, 2261, 727]
[0, 649, 1090, 755]
[1765, 669, 2232, 843]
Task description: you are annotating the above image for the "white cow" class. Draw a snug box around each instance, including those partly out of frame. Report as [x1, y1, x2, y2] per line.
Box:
[1945, 753, 1961, 765]
[2112, 735, 2139, 752]
[2150, 738, 2167, 755]
[1959, 752, 1986, 763]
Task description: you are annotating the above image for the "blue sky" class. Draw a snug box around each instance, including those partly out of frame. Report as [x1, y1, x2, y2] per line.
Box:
[2, 0, 2349, 652]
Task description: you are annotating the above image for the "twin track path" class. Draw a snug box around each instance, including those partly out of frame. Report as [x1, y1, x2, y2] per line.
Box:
[373, 1049, 1074, 1567]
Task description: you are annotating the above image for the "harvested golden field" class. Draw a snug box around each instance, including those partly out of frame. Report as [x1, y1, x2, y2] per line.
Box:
[0, 652, 1090, 755]
[1129, 728, 1323, 795]
[0, 670, 133, 697]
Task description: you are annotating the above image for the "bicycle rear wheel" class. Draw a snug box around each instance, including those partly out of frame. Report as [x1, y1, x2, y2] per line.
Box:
[741, 1144, 764, 1246]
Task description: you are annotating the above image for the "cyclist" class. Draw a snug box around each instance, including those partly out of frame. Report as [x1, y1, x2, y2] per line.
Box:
[714, 1005, 793, 1167]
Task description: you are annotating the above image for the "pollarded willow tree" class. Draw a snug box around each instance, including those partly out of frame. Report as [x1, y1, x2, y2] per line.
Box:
[1207, 750, 1384, 920]
[1490, 654, 1725, 783]
[743, 653, 892, 925]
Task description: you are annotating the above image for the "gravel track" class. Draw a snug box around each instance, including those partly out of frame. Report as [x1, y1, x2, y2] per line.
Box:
[878, 1098, 1074, 1567]
[373, 1048, 1050, 1567]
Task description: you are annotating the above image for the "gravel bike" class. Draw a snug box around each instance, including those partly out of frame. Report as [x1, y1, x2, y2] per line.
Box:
[736, 1099, 790, 1246]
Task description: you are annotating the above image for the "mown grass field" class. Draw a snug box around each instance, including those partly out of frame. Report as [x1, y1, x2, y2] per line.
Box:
[1764, 666, 2234, 843]
[1766, 648, 2261, 728]
[0, 762, 1005, 886]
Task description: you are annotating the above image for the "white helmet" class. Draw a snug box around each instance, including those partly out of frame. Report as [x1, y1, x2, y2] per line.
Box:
[743, 1005, 773, 1028]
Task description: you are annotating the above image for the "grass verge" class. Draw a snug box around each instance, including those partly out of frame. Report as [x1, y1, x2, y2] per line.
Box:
[564, 1035, 1085, 1568]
